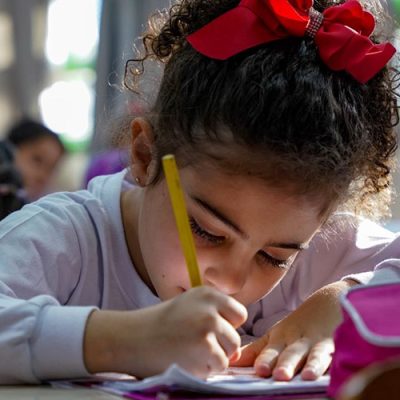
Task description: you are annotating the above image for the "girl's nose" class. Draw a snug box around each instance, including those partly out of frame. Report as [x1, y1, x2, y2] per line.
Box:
[203, 260, 248, 296]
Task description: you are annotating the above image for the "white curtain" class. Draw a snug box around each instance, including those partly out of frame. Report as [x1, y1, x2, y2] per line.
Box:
[0, 0, 49, 136]
[92, 0, 169, 151]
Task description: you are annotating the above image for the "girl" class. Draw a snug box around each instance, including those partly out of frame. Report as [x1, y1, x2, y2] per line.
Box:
[0, 0, 399, 385]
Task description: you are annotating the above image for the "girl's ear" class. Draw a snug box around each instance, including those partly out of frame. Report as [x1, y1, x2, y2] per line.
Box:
[130, 118, 157, 185]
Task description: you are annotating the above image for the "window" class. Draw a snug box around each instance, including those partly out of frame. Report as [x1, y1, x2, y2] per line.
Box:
[39, 0, 102, 151]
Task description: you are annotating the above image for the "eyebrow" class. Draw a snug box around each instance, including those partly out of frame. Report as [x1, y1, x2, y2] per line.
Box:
[191, 196, 309, 250]
[192, 196, 248, 239]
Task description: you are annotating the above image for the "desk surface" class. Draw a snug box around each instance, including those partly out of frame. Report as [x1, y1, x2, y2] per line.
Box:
[0, 386, 328, 400]
[0, 386, 121, 399]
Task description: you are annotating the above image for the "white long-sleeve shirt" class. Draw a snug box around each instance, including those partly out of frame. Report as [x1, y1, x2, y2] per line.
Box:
[0, 170, 399, 383]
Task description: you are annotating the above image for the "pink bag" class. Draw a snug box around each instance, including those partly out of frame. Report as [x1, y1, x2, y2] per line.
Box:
[328, 282, 400, 398]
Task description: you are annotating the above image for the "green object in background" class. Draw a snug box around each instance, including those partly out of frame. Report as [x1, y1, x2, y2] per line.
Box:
[65, 56, 96, 71]
[59, 135, 90, 153]
[391, 0, 400, 20]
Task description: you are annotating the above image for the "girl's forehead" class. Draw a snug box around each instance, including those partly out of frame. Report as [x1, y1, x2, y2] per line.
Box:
[172, 165, 325, 245]
[176, 161, 333, 221]
[182, 163, 311, 206]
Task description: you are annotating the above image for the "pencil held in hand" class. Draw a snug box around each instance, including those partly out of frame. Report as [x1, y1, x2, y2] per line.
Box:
[162, 154, 202, 287]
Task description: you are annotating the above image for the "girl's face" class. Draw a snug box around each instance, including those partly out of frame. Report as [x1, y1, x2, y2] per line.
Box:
[133, 163, 324, 306]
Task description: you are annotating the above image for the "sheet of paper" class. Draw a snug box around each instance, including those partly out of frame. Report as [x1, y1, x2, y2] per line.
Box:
[96, 365, 329, 396]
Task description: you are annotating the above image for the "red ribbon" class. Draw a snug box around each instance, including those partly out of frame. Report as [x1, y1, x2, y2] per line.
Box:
[187, 0, 396, 83]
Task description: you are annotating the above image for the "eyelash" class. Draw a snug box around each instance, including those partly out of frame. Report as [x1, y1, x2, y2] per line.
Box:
[189, 217, 225, 244]
[257, 251, 290, 269]
[189, 217, 289, 269]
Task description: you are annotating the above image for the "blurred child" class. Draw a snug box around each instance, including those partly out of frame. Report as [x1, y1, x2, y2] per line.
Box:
[0, 0, 399, 385]
[6, 118, 65, 200]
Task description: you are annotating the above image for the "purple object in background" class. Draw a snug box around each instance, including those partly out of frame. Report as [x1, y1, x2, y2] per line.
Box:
[84, 149, 128, 187]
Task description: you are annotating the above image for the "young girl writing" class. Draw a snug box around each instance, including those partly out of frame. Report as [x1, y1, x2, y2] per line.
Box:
[0, 0, 399, 385]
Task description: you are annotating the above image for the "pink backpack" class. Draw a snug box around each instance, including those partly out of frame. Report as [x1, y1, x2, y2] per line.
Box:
[328, 282, 400, 398]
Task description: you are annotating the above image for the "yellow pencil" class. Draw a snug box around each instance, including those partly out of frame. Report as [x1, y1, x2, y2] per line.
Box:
[162, 154, 202, 287]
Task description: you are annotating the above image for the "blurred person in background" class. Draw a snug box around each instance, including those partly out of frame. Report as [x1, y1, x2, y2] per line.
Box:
[5, 119, 65, 201]
[0, 140, 26, 220]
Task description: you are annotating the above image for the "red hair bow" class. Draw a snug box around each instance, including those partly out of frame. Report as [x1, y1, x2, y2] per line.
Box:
[187, 0, 396, 83]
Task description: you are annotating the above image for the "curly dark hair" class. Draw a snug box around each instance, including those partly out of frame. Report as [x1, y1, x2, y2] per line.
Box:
[124, 0, 399, 219]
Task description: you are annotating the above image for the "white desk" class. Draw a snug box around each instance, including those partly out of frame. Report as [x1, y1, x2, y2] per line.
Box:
[0, 386, 121, 399]
[0, 386, 328, 400]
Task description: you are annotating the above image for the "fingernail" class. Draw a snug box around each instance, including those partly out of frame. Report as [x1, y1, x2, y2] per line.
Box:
[229, 350, 240, 363]
[273, 367, 292, 381]
[302, 367, 318, 381]
[255, 363, 272, 377]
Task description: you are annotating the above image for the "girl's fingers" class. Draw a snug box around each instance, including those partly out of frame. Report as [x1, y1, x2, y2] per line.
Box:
[271, 338, 312, 381]
[215, 317, 242, 359]
[231, 332, 333, 381]
[254, 343, 285, 377]
[198, 333, 230, 377]
[229, 335, 269, 367]
[229, 348, 241, 363]
[216, 293, 248, 329]
[301, 338, 334, 380]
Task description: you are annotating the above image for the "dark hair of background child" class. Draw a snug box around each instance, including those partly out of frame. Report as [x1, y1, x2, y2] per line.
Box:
[7, 119, 65, 153]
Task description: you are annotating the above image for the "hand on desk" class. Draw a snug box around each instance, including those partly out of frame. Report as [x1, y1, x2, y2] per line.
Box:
[231, 280, 356, 381]
[83, 286, 247, 379]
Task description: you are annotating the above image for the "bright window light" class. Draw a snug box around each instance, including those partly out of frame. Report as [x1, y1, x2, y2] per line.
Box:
[39, 81, 94, 141]
[45, 0, 100, 65]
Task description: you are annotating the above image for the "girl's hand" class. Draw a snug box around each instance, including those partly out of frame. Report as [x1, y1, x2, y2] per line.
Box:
[231, 280, 356, 380]
[84, 286, 247, 378]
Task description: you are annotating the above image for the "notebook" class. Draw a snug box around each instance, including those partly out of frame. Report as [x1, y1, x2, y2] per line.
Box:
[51, 365, 329, 398]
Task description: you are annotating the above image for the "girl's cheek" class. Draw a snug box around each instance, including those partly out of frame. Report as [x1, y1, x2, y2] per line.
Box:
[242, 269, 287, 304]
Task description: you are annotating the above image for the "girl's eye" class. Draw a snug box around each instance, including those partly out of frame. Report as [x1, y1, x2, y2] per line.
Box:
[189, 217, 225, 245]
[257, 250, 290, 269]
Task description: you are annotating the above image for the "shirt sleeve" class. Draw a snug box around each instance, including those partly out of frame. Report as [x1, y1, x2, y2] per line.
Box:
[337, 221, 400, 285]
[357, 259, 400, 285]
[0, 199, 97, 383]
[283, 216, 400, 307]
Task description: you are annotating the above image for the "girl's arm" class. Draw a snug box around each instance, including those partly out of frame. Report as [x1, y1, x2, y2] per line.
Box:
[0, 294, 94, 384]
[83, 286, 247, 378]
[0, 200, 248, 382]
[0, 200, 95, 384]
